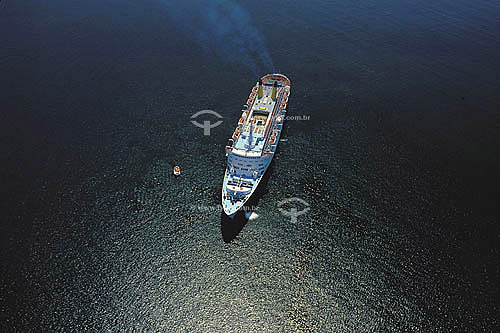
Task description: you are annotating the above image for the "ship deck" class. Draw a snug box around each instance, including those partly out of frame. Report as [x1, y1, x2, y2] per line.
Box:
[233, 84, 280, 155]
[233, 113, 268, 152]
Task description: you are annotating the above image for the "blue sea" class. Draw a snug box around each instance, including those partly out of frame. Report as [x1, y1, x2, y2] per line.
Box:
[1, 0, 499, 331]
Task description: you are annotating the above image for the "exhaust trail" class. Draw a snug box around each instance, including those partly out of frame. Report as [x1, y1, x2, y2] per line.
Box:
[163, 0, 274, 74]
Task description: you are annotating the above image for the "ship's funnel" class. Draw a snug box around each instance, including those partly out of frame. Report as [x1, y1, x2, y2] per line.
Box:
[257, 79, 263, 99]
[271, 81, 277, 100]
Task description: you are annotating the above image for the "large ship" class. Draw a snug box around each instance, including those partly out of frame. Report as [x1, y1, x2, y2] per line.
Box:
[222, 73, 291, 217]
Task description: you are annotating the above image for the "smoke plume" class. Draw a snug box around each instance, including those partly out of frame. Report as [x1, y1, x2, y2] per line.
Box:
[164, 0, 275, 74]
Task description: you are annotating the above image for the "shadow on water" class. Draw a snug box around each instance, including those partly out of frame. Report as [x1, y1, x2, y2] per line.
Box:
[220, 160, 275, 243]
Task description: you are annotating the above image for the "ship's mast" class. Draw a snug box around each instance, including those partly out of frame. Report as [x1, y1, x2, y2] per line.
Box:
[247, 119, 253, 150]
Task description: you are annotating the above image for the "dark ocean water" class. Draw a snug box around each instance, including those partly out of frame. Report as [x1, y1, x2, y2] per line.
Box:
[1, 0, 499, 331]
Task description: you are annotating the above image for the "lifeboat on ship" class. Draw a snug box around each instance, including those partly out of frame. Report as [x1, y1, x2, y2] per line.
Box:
[249, 92, 256, 101]
[232, 127, 240, 140]
[269, 131, 278, 144]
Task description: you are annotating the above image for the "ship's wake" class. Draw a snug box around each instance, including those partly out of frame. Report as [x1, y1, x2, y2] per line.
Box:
[245, 211, 259, 220]
[164, 0, 274, 74]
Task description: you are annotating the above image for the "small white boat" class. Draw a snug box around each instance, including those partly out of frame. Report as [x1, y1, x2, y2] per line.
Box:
[173, 165, 181, 176]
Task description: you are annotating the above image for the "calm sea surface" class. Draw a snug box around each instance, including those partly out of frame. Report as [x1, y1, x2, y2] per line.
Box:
[1, 0, 499, 331]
